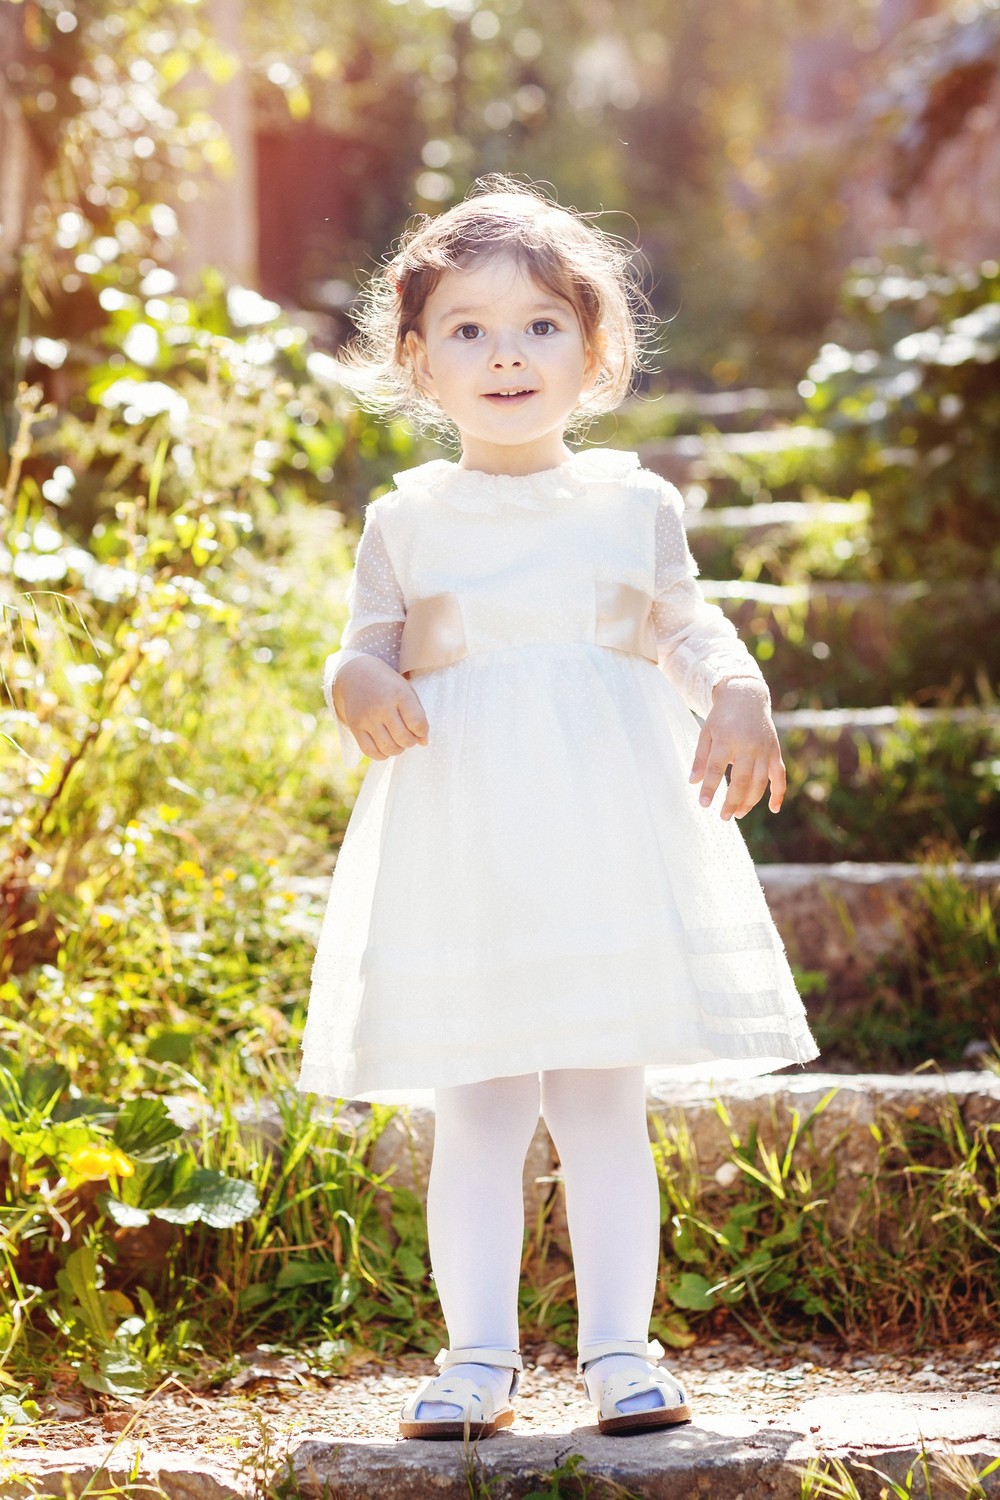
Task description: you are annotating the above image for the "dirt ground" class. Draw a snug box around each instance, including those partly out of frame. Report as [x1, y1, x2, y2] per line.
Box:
[14, 1332, 1000, 1468]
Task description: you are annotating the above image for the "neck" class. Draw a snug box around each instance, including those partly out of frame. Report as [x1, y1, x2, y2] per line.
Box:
[456, 436, 575, 477]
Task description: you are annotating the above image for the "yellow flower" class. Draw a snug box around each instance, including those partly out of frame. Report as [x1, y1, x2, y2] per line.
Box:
[221, 867, 237, 882]
[264, 856, 278, 867]
[68, 1145, 134, 1182]
[96, 912, 114, 928]
[173, 860, 205, 881]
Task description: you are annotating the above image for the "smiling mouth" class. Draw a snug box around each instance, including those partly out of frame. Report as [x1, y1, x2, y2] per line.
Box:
[484, 388, 537, 400]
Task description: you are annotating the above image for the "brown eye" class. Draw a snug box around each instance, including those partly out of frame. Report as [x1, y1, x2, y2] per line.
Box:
[457, 324, 481, 340]
[530, 320, 557, 336]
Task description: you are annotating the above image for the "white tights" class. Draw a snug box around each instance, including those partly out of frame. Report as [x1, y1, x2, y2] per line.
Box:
[417, 1066, 663, 1419]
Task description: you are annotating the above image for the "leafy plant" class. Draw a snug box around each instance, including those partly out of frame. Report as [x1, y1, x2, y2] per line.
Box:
[652, 1084, 1000, 1349]
[0, 1056, 258, 1397]
[802, 253, 1000, 581]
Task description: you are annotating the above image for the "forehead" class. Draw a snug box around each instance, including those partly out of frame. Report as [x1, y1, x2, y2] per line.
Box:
[424, 251, 574, 318]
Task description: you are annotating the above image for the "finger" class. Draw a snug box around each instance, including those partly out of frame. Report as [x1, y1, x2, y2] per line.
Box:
[364, 720, 403, 759]
[699, 754, 730, 809]
[386, 705, 424, 751]
[689, 724, 712, 786]
[768, 749, 787, 813]
[731, 759, 768, 819]
[355, 728, 384, 762]
[399, 696, 430, 743]
[720, 762, 755, 821]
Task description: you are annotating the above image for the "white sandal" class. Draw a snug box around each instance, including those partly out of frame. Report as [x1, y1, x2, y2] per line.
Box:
[578, 1339, 692, 1435]
[399, 1345, 522, 1440]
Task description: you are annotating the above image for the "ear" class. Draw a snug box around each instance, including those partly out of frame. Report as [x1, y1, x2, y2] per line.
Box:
[404, 329, 436, 398]
[583, 327, 608, 391]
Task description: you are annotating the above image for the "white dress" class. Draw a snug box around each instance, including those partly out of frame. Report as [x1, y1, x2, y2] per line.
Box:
[298, 448, 820, 1105]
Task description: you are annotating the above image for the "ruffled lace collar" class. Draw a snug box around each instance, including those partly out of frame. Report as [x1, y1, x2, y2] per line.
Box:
[392, 448, 642, 514]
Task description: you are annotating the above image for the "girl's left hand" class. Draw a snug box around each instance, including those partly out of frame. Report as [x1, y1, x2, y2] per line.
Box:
[689, 677, 786, 820]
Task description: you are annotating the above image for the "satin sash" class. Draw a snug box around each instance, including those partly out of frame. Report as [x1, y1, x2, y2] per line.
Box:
[399, 583, 658, 677]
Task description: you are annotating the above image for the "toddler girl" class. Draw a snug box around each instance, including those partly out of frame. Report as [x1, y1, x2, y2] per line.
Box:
[298, 175, 819, 1439]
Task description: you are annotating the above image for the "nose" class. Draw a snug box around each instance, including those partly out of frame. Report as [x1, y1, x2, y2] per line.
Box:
[489, 331, 524, 368]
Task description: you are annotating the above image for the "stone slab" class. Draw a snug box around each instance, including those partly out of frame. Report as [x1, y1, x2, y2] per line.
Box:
[0, 1449, 248, 1500]
[758, 861, 1000, 1002]
[5, 1393, 996, 1499]
[291, 1390, 1000, 1499]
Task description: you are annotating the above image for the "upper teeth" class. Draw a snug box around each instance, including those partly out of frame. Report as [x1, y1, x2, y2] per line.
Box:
[494, 388, 530, 395]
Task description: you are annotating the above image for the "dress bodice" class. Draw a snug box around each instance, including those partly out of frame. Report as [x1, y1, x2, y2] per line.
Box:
[323, 448, 766, 768]
[374, 449, 660, 666]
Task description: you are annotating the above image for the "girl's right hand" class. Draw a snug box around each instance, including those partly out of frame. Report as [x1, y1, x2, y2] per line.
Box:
[332, 656, 430, 761]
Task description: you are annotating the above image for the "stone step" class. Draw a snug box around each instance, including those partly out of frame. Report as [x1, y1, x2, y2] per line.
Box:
[9, 1387, 998, 1499]
[637, 386, 804, 429]
[363, 1070, 1000, 1253]
[772, 704, 1000, 735]
[683, 497, 868, 534]
[703, 576, 1000, 703]
[290, 1395, 1000, 1499]
[757, 861, 1000, 1000]
[639, 428, 832, 489]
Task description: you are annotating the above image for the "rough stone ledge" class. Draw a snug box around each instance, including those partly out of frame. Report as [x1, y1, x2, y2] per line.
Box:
[0, 1450, 248, 1500]
[290, 1392, 1000, 1500]
[367, 1070, 1000, 1245]
[756, 860, 1000, 997]
[7, 1394, 996, 1500]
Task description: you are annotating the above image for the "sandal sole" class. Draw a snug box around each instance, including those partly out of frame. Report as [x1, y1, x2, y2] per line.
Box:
[598, 1402, 692, 1435]
[399, 1408, 515, 1441]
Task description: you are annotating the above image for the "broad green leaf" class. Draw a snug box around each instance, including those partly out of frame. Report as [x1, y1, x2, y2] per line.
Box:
[78, 1348, 148, 1400]
[102, 1196, 151, 1229]
[112, 1097, 183, 1160]
[664, 1273, 717, 1311]
[56, 1245, 112, 1343]
[0, 1393, 39, 1425]
[153, 1168, 259, 1228]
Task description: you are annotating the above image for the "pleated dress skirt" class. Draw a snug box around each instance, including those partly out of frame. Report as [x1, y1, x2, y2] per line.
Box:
[298, 640, 820, 1106]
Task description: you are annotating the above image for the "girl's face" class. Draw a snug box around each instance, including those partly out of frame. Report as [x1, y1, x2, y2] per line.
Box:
[404, 252, 601, 475]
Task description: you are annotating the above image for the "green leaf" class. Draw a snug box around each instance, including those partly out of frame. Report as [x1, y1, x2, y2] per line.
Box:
[56, 1245, 112, 1343]
[145, 1028, 197, 1065]
[78, 1348, 148, 1400]
[153, 1168, 259, 1228]
[274, 1260, 339, 1289]
[670, 1217, 707, 1264]
[112, 1097, 183, 1160]
[0, 1394, 40, 1425]
[665, 1273, 717, 1311]
[395, 1247, 426, 1285]
[102, 1195, 151, 1229]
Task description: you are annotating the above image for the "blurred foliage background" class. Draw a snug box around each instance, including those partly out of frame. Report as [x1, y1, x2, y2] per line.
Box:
[1, 0, 998, 1409]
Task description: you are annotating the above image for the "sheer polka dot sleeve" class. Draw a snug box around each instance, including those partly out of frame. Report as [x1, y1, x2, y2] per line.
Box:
[651, 484, 766, 719]
[323, 503, 406, 768]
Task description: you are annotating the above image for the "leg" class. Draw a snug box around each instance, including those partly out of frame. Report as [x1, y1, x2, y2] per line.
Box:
[416, 1071, 540, 1420]
[540, 1065, 666, 1415]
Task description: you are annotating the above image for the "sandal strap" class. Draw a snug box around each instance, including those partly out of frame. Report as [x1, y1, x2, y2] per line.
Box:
[576, 1338, 664, 1375]
[598, 1363, 687, 1420]
[400, 1372, 495, 1424]
[435, 1346, 523, 1373]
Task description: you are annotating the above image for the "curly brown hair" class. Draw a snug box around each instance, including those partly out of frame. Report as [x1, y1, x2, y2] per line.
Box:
[336, 174, 655, 439]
